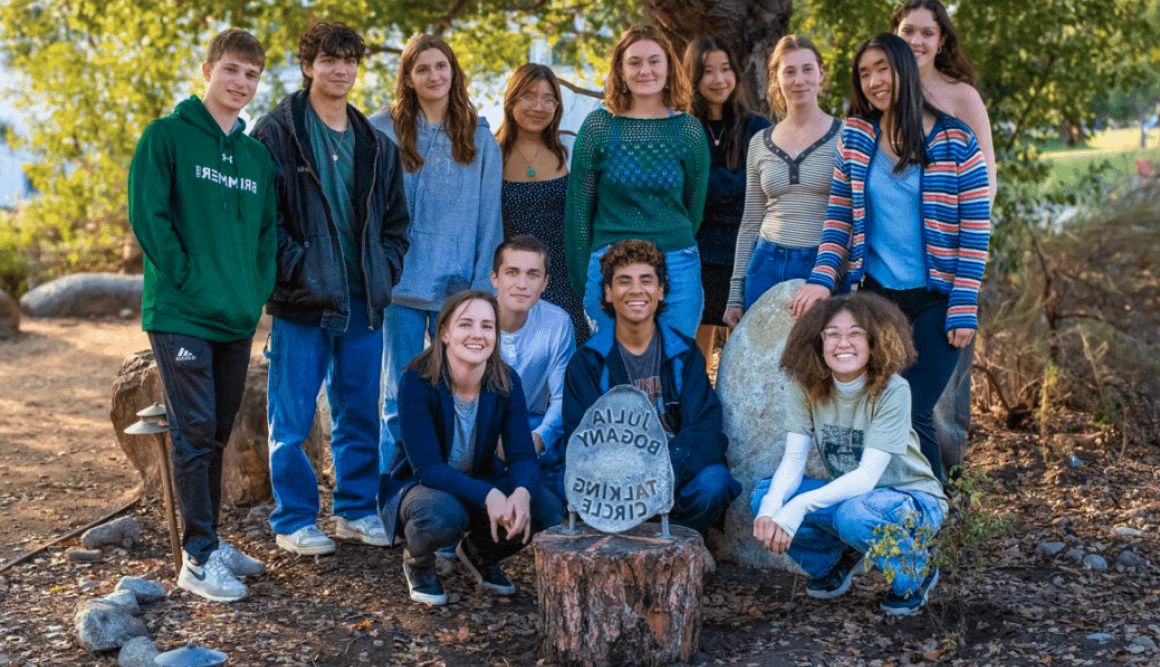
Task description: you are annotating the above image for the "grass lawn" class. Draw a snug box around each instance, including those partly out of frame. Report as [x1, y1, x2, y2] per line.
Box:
[1040, 127, 1160, 192]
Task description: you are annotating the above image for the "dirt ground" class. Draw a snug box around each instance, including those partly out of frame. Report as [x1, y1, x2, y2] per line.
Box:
[1, 319, 1159, 666]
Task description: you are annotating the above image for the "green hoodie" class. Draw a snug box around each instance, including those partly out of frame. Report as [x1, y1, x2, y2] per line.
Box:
[129, 96, 277, 342]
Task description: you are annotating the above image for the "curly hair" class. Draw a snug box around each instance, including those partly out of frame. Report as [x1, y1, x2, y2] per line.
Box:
[297, 21, 365, 91]
[406, 290, 511, 396]
[766, 34, 827, 119]
[604, 24, 690, 115]
[780, 292, 916, 404]
[495, 64, 568, 173]
[598, 239, 670, 318]
[890, 0, 977, 85]
[391, 34, 478, 172]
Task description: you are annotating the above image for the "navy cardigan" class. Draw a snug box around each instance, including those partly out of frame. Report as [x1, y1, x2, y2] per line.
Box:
[378, 367, 540, 544]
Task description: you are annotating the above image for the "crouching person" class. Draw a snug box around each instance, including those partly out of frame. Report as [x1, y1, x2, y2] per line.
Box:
[752, 292, 947, 616]
[379, 290, 564, 605]
[563, 239, 741, 535]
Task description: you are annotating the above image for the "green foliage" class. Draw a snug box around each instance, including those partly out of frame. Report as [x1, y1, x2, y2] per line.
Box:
[0, 212, 32, 296]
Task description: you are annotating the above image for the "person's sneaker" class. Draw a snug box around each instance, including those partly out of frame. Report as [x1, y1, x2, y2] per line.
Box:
[806, 548, 865, 599]
[402, 559, 447, 606]
[334, 514, 391, 547]
[456, 541, 516, 595]
[216, 539, 265, 578]
[881, 567, 940, 616]
[275, 524, 336, 556]
[177, 550, 248, 602]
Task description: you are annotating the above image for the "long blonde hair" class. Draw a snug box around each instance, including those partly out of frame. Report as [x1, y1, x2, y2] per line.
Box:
[391, 34, 478, 172]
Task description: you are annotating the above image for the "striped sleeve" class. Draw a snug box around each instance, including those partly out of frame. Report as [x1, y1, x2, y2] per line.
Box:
[946, 128, 991, 331]
[728, 133, 768, 308]
[806, 128, 855, 292]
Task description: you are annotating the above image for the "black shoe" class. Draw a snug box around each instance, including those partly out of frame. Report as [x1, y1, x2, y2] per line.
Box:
[881, 567, 939, 616]
[456, 541, 516, 595]
[806, 548, 864, 599]
[402, 560, 447, 605]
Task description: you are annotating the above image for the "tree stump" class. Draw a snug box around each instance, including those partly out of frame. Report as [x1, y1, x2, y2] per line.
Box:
[534, 522, 705, 667]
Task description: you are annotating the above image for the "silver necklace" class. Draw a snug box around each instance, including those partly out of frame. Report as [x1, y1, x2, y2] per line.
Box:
[319, 121, 348, 163]
[706, 121, 725, 147]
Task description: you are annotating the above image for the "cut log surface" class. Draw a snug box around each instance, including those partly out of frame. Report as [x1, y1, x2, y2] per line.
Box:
[534, 522, 704, 667]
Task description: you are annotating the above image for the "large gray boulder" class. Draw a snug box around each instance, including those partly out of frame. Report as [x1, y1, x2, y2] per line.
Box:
[0, 287, 18, 338]
[19, 273, 142, 318]
[709, 280, 828, 570]
[74, 599, 150, 652]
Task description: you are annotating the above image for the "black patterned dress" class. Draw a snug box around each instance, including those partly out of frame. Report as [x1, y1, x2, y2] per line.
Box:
[502, 175, 590, 343]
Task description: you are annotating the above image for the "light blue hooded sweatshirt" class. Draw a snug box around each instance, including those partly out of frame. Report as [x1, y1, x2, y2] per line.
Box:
[368, 111, 503, 311]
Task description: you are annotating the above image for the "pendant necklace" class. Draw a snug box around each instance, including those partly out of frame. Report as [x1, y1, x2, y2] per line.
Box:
[706, 121, 725, 147]
[320, 118, 347, 163]
[514, 142, 543, 179]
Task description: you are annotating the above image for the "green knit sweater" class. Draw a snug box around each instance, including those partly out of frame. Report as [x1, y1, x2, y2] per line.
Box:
[564, 108, 710, 291]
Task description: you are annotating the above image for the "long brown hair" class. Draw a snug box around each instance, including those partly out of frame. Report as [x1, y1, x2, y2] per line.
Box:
[405, 290, 512, 396]
[890, 0, 977, 86]
[683, 35, 752, 172]
[780, 292, 916, 404]
[391, 34, 478, 172]
[766, 34, 828, 119]
[604, 24, 690, 115]
[495, 64, 568, 172]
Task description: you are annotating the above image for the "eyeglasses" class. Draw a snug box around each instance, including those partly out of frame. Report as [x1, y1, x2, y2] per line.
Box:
[517, 93, 559, 110]
[821, 328, 866, 345]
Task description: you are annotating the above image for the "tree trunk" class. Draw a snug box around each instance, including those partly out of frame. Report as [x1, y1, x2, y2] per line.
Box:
[534, 522, 706, 667]
[644, 0, 792, 115]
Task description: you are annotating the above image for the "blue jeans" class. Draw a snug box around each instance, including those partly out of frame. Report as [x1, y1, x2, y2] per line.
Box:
[378, 304, 439, 471]
[751, 476, 944, 596]
[672, 463, 742, 535]
[149, 332, 251, 563]
[743, 239, 817, 309]
[267, 304, 383, 535]
[583, 244, 703, 340]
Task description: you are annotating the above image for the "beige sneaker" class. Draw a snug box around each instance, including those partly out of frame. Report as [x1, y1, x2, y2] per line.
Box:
[275, 524, 336, 556]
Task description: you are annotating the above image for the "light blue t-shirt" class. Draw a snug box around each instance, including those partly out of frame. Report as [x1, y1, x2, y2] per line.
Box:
[448, 397, 479, 473]
[865, 149, 925, 290]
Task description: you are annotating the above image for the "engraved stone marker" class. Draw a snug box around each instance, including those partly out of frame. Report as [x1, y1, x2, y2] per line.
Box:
[565, 385, 674, 533]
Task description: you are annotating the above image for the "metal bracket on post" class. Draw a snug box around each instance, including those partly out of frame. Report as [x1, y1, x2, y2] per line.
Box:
[124, 403, 182, 578]
[565, 508, 580, 534]
[659, 513, 672, 539]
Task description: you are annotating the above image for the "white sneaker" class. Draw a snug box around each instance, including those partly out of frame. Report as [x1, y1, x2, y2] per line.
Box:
[334, 514, 390, 547]
[178, 550, 248, 602]
[275, 524, 336, 555]
[216, 539, 265, 578]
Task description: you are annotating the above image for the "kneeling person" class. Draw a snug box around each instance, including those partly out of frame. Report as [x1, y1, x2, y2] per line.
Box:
[563, 239, 741, 534]
[490, 235, 576, 505]
[752, 292, 947, 616]
[379, 291, 563, 605]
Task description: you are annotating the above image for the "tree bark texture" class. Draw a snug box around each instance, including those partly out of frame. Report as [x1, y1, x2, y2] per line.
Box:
[645, 0, 792, 115]
[533, 522, 706, 667]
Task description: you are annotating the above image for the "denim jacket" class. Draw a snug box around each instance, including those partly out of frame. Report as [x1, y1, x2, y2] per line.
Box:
[368, 111, 503, 311]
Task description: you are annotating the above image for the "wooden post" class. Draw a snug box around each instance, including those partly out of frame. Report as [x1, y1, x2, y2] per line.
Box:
[533, 522, 705, 667]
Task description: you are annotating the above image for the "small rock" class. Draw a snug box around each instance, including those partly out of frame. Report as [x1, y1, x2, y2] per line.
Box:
[0, 575, 8, 587]
[1065, 451, 1084, 468]
[102, 590, 141, 616]
[1086, 632, 1114, 645]
[245, 529, 263, 541]
[79, 577, 108, 593]
[117, 636, 158, 667]
[67, 548, 103, 563]
[1117, 550, 1148, 568]
[1082, 554, 1108, 570]
[0, 650, 10, 666]
[247, 504, 272, 523]
[1036, 542, 1066, 557]
[81, 516, 141, 550]
[74, 599, 150, 652]
[1000, 545, 1021, 558]
[1051, 516, 1070, 528]
[118, 308, 135, 319]
[1113, 526, 1144, 538]
[114, 577, 167, 604]
[1064, 547, 1086, 562]
[1131, 636, 1157, 651]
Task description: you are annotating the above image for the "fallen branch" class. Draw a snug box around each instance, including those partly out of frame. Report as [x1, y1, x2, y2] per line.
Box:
[0, 495, 140, 573]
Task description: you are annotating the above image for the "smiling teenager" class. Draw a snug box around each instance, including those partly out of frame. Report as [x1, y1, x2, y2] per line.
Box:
[682, 36, 770, 362]
[723, 35, 839, 331]
[379, 290, 563, 605]
[129, 28, 276, 602]
[496, 64, 589, 343]
[253, 21, 410, 557]
[564, 24, 710, 341]
[788, 33, 991, 481]
[369, 35, 504, 477]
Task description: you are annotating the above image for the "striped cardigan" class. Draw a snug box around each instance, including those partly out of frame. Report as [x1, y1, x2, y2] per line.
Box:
[806, 116, 991, 331]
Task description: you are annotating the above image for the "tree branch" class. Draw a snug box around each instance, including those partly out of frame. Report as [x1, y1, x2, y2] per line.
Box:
[559, 78, 604, 100]
[433, 0, 471, 36]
